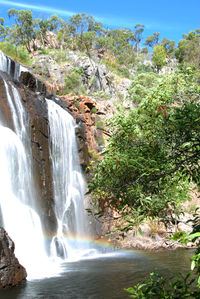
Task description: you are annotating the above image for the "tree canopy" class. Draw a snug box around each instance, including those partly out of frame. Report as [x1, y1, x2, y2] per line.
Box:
[89, 68, 200, 221]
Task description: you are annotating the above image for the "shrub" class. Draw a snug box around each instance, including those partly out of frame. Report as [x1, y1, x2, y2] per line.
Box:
[0, 42, 31, 65]
[64, 71, 83, 94]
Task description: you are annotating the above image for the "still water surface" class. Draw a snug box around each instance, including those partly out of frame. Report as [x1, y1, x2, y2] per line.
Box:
[0, 248, 194, 299]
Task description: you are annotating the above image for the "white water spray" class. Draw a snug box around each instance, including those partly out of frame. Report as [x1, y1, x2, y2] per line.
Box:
[0, 81, 60, 279]
[47, 100, 96, 261]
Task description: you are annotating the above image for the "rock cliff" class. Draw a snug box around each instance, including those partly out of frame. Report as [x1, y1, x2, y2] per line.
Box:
[0, 227, 27, 289]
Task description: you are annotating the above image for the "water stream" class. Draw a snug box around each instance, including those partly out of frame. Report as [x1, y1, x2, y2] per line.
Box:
[47, 99, 96, 261]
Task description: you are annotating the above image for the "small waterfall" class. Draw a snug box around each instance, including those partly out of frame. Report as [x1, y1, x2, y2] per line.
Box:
[47, 100, 95, 261]
[0, 50, 27, 81]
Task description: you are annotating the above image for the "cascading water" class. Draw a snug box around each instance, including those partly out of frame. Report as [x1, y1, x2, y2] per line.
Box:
[0, 50, 27, 81]
[47, 100, 97, 261]
[0, 50, 99, 282]
[0, 79, 60, 279]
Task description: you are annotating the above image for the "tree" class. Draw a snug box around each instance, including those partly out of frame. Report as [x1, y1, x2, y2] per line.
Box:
[89, 69, 200, 221]
[161, 38, 176, 58]
[0, 17, 9, 39]
[133, 24, 145, 55]
[69, 13, 104, 50]
[144, 32, 160, 48]
[8, 9, 37, 52]
[35, 15, 61, 48]
[175, 29, 200, 68]
[106, 28, 135, 65]
[152, 44, 167, 71]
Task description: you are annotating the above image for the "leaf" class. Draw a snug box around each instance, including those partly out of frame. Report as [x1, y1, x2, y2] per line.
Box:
[138, 227, 144, 237]
[185, 232, 200, 240]
[191, 260, 196, 271]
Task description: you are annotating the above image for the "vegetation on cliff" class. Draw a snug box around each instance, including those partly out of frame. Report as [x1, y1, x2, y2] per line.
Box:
[89, 68, 200, 223]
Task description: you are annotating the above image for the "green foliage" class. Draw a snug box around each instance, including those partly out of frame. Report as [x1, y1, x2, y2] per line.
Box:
[8, 9, 36, 52]
[128, 72, 160, 103]
[90, 107, 98, 114]
[95, 120, 104, 130]
[136, 63, 153, 73]
[116, 66, 131, 78]
[152, 44, 167, 71]
[64, 70, 85, 95]
[0, 42, 31, 65]
[134, 24, 145, 55]
[89, 69, 200, 220]
[161, 38, 176, 58]
[175, 30, 200, 68]
[170, 231, 187, 241]
[125, 271, 197, 298]
[125, 212, 200, 298]
[144, 32, 160, 48]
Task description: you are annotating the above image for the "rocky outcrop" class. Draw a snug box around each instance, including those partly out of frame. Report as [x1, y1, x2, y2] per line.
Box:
[0, 228, 26, 289]
[57, 94, 106, 156]
[32, 51, 116, 95]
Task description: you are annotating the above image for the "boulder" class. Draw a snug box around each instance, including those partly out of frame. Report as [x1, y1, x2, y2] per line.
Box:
[0, 227, 27, 289]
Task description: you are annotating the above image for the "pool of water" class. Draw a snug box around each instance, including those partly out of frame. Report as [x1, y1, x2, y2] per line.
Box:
[0, 248, 194, 299]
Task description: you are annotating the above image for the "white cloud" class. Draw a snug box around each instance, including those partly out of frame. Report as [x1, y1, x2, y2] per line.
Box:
[0, 0, 74, 17]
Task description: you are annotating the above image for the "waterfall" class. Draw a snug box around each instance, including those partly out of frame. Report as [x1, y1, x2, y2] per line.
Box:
[47, 100, 96, 261]
[0, 50, 99, 281]
[0, 81, 60, 279]
[0, 50, 27, 81]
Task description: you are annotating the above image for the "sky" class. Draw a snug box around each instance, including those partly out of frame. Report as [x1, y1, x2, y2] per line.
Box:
[0, 0, 200, 44]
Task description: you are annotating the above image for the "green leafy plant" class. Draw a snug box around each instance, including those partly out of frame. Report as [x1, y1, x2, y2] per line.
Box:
[125, 212, 200, 298]
[89, 69, 200, 221]
[64, 71, 84, 94]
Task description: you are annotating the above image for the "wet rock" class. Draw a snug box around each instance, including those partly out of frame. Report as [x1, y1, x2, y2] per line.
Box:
[20, 71, 46, 93]
[0, 227, 27, 289]
[0, 75, 14, 129]
[18, 87, 57, 236]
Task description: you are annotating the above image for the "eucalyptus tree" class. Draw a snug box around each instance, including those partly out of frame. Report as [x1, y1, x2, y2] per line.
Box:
[133, 24, 145, 55]
[0, 17, 9, 39]
[161, 38, 176, 58]
[69, 13, 104, 50]
[144, 32, 160, 48]
[8, 9, 37, 52]
[175, 29, 200, 68]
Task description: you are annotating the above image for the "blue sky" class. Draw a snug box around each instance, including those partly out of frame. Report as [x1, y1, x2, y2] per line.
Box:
[0, 0, 200, 44]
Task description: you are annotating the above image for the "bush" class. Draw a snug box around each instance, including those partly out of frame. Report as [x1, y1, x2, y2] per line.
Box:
[64, 71, 84, 94]
[128, 72, 160, 103]
[125, 212, 200, 298]
[0, 42, 31, 65]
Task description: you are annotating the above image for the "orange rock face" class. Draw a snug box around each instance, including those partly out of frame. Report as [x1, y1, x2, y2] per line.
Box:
[58, 94, 106, 155]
